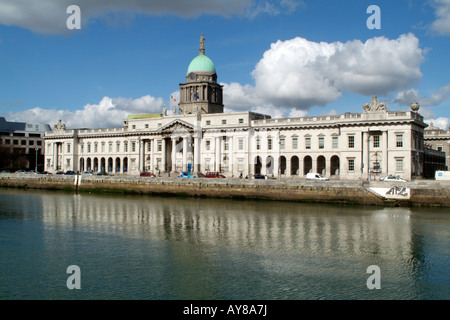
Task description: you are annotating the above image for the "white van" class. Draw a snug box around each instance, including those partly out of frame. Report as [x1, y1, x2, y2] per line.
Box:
[306, 173, 329, 181]
[435, 171, 450, 180]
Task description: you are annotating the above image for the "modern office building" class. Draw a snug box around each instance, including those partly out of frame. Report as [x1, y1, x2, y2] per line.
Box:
[0, 117, 51, 171]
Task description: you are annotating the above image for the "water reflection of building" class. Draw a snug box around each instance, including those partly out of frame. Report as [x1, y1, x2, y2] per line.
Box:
[40, 194, 415, 261]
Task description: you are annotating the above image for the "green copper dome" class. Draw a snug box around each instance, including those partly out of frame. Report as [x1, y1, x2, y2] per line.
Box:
[187, 54, 216, 74]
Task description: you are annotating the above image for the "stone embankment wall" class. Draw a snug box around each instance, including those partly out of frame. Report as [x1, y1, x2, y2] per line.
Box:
[1, 174, 449, 207]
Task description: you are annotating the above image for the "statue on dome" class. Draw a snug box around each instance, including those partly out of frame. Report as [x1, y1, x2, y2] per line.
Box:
[200, 33, 205, 55]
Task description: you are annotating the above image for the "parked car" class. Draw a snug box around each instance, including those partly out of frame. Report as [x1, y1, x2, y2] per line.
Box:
[205, 171, 225, 178]
[1, 170, 10, 174]
[96, 171, 108, 176]
[39, 171, 52, 175]
[306, 173, 329, 181]
[177, 171, 196, 178]
[380, 175, 407, 182]
[253, 173, 266, 179]
[15, 170, 27, 174]
[82, 171, 93, 176]
[140, 172, 156, 177]
[56, 171, 64, 175]
[64, 171, 76, 175]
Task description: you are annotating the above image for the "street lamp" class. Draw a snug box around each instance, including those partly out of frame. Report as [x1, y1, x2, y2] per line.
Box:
[35, 147, 38, 173]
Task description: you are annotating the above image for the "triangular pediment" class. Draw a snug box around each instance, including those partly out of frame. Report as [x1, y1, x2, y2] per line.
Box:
[158, 119, 194, 134]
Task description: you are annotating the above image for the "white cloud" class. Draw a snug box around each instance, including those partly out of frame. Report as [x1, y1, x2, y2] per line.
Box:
[223, 33, 424, 117]
[425, 117, 450, 130]
[430, 0, 450, 35]
[0, 0, 299, 34]
[5, 95, 164, 129]
[395, 84, 450, 106]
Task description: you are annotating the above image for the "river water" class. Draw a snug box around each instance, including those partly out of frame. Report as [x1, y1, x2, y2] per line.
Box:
[0, 188, 448, 300]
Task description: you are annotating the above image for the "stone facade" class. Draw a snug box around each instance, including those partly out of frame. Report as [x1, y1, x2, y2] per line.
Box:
[43, 36, 428, 181]
[424, 122, 450, 171]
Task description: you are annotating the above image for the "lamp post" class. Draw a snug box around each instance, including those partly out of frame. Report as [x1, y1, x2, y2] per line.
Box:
[35, 147, 38, 173]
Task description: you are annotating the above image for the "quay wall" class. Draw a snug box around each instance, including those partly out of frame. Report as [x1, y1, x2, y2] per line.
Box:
[0, 174, 449, 207]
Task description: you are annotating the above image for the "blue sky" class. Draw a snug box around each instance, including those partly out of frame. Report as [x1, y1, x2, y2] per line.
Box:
[0, 0, 449, 129]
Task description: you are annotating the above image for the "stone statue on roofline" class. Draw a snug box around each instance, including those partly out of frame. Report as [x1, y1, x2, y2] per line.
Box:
[363, 96, 387, 113]
[54, 120, 66, 131]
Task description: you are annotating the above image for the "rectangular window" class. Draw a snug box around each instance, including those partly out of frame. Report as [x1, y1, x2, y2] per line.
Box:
[396, 134, 403, 148]
[205, 159, 210, 171]
[21, 140, 27, 146]
[80, 144, 84, 153]
[206, 120, 211, 125]
[156, 158, 161, 170]
[87, 144, 91, 153]
[319, 137, 324, 149]
[256, 139, 261, 150]
[222, 119, 227, 125]
[280, 138, 285, 150]
[132, 125, 136, 129]
[157, 141, 161, 152]
[305, 137, 311, 149]
[124, 142, 128, 153]
[348, 159, 355, 172]
[94, 143, 98, 153]
[348, 136, 355, 148]
[238, 139, 243, 151]
[116, 142, 120, 153]
[239, 118, 244, 124]
[268, 138, 272, 150]
[36, 141, 42, 146]
[224, 140, 229, 151]
[206, 140, 210, 151]
[131, 142, 136, 152]
[147, 142, 151, 152]
[238, 159, 244, 172]
[29, 140, 34, 146]
[292, 137, 298, 149]
[145, 124, 149, 129]
[101, 143, 105, 153]
[332, 137, 338, 149]
[373, 136, 380, 148]
[396, 158, 403, 172]
[109, 142, 113, 153]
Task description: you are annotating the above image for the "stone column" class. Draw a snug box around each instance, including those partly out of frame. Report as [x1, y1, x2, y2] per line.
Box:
[53, 143, 57, 171]
[362, 132, 369, 180]
[326, 156, 331, 178]
[382, 131, 388, 176]
[182, 136, 188, 171]
[161, 138, 167, 172]
[215, 136, 221, 172]
[139, 138, 145, 173]
[150, 139, 155, 173]
[172, 137, 177, 172]
[228, 136, 233, 175]
[193, 134, 201, 173]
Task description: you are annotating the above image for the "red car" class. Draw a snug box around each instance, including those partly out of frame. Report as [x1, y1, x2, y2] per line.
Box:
[205, 172, 225, 178]
[140, 172, 155, 177]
